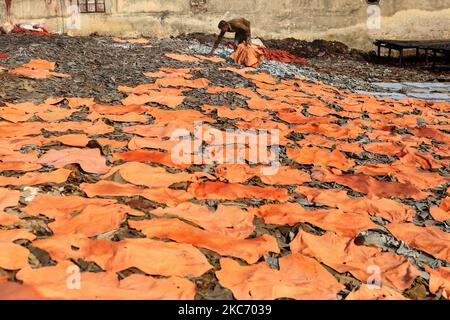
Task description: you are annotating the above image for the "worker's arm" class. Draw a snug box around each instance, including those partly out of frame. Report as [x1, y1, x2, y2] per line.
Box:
[209, 31, 225, 56]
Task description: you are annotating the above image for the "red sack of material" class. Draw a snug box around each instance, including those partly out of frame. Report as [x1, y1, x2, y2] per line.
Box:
[12, 26, 50, 36]
[0, 53, 9, 59]
[259, 47, 307, 64]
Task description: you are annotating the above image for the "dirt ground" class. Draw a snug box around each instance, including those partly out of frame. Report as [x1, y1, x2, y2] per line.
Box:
[177, 33, 450, 84]
[1, 33, 449, 103]
[0, 33, 449, 300]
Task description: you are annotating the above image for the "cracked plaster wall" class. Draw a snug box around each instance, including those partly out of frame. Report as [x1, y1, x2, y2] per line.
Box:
[0, 0, 449, 50]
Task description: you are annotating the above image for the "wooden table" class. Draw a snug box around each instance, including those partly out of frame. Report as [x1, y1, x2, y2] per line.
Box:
[374, 39, 450, 66]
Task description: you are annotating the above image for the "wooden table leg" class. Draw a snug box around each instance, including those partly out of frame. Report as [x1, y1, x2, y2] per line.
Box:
[432, 50, 437, 69]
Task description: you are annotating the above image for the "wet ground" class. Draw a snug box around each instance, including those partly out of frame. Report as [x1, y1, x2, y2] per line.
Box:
[358, 82, 450, 102]
[0, 33, 449, 300]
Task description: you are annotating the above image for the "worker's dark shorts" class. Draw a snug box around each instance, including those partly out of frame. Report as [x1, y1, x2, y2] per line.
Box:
[234, 32, 247, 46]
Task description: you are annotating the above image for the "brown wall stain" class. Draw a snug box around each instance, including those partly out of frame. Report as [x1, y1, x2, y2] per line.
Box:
[5, 0, 12, 15]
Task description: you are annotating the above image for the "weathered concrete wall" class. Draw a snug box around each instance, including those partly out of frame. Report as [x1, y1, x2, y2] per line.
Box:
[0, 0, 449, 50]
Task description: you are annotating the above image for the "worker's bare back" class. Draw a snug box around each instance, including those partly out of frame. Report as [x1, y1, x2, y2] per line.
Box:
[227, 18, 251, 36]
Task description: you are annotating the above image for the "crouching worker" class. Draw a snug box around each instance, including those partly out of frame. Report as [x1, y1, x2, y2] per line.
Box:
[208, 18, 251, 56]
